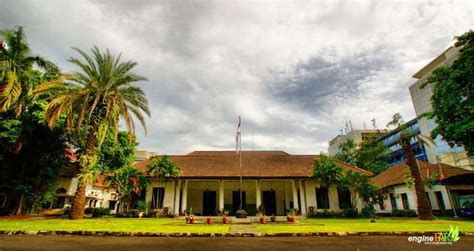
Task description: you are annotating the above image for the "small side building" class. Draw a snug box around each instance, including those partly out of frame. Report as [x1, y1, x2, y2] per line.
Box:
[42, 165, 118, 216]
[371, 160, 474, 216]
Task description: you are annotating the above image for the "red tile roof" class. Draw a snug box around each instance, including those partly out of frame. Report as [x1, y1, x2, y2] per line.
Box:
[371, 160, 473, 188]
[133, 151, 372, 178]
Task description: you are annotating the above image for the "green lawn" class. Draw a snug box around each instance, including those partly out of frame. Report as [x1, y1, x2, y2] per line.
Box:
[256, 218, 474, 234]
[0, 218, 229, 234]
[0, 218, 472, 234]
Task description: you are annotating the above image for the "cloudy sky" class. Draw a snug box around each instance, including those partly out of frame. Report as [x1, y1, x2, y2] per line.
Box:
[1, 0, 473, 154]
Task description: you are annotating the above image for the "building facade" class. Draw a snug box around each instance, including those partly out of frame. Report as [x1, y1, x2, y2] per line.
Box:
[133, 151, 372, 216]
[409, 46, 474, 170]
[43, 150, 373, 216]
[328, 129, 388, 156]
[379, 118, 429, 166]
[372, 160, 474, 215]
[41, 168, 118, 216]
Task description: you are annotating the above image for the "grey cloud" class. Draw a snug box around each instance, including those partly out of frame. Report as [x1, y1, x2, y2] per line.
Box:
[1, 0, 473, 154]
[268, 47, 394, 114]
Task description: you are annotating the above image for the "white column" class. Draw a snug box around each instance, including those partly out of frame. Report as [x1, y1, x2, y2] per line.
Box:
[299, 180, 306, 215]
[291, 180, 299, 210]
[284, 181, 290, 210]
[181, 180, 188, 212]
[255, 180, 261, 210]
[219, 180, 225, 210]
[174, 180, 181, 215]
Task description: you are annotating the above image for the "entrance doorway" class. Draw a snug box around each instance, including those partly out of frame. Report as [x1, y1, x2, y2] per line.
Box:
[232, 190, 246, 215]
[263, 190, 277, 215]
[435, 191, 446, 215]
[202, 190, 216, 216]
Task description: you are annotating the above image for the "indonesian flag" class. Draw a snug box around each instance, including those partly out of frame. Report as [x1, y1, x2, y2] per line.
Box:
[236, 116, 241, 153]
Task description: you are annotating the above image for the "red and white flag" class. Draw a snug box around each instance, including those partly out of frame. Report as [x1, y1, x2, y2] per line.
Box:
[236, 116, 241, 152]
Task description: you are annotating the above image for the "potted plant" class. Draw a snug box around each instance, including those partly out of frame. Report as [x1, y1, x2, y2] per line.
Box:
[207, 217, 213, 224]
[137, 200, 148, 218]
[258, 212, 266, 224]
[185, 208, 192, 223]
[287, 209, 297, 223]
[221, 209, 230, 224]
[190, 214, 196, 224]
[270, 214, 276, 222]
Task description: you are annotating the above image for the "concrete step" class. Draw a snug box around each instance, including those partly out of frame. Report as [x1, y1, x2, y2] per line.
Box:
[233, 218, 252, 224]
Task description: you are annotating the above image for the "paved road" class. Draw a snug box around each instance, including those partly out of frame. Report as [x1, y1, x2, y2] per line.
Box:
[0, 235, 473, 251]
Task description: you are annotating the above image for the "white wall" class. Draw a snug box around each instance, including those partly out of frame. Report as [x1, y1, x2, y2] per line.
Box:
[304, 180, 350, 212]
[374, 184, 453, 213]
[147, 179, 177, 212]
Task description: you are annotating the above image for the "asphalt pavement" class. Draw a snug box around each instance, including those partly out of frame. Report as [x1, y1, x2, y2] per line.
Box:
[0, 235, 473, 251]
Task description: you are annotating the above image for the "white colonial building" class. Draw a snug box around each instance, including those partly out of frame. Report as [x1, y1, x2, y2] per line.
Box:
[132, 150, 371, 216]
[372, 160, 474, 215]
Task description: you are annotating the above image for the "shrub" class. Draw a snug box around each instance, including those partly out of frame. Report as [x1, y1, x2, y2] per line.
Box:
[391, 209, 417, 217]
[309, 209, 343, 218]
[116, 212, 134, 218]
[84, 207, 111, 217]
[137, 200, 148, 213]
[361, 206, 376, 218]
[342, 208, 359, 218]
[63, 206, 71, 216]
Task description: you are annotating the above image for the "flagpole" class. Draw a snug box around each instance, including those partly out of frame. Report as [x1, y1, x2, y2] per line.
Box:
[235, 116, 247, 218]
[239, 124, 242, 210]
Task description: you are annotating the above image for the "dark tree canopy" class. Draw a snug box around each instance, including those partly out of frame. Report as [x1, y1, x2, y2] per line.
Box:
[422, 30, 474, 155]
[94, 130, 137, 173]
[334, 138, 389, 175]
[334, 139, 357, 166]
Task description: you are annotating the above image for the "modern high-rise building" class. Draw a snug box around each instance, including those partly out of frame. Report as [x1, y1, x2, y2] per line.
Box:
[328, 129, 388, 156]
[409, 46, 473, 170]
[379, 118, 429, 167]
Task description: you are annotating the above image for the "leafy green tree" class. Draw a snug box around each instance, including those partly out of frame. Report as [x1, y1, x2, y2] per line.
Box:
[312, 154, 344, 187]
[38, 46, 150, 219]
[0, 27, 66, 215]
[421, 30, 474, 155]
[354, 139, 389, 175]
[147, 155, 181, 209]
[105, 166, 148, 214]
[95, 130, 137, 173]
[0, 99, 68, 215]
[334, 138, 389, 175]
[313, 154, 379, 215]
[334, 139, 357, 166]
[387, 113, 434, 220]
[341, 170, 380, 210]
[0, 26, 60, 154]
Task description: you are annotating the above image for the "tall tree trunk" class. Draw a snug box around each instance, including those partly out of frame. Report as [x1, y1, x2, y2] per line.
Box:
[400, 137, 434, 220]
[69, 122, 98, 220]
[14, 192, 25, 215]
[69, 184, 86, 219]
[12, 130, 24, 155]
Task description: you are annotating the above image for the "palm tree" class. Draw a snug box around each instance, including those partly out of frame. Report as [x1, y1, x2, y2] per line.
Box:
[147, 155, 180, 210]
[0, 27, 60, 215]
[0, 26, 60, 153]
[37, 46, 150, 219]
[387, 113, 434, 220]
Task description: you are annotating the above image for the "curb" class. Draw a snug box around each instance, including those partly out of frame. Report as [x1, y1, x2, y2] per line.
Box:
[1, 230, 473, 237]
